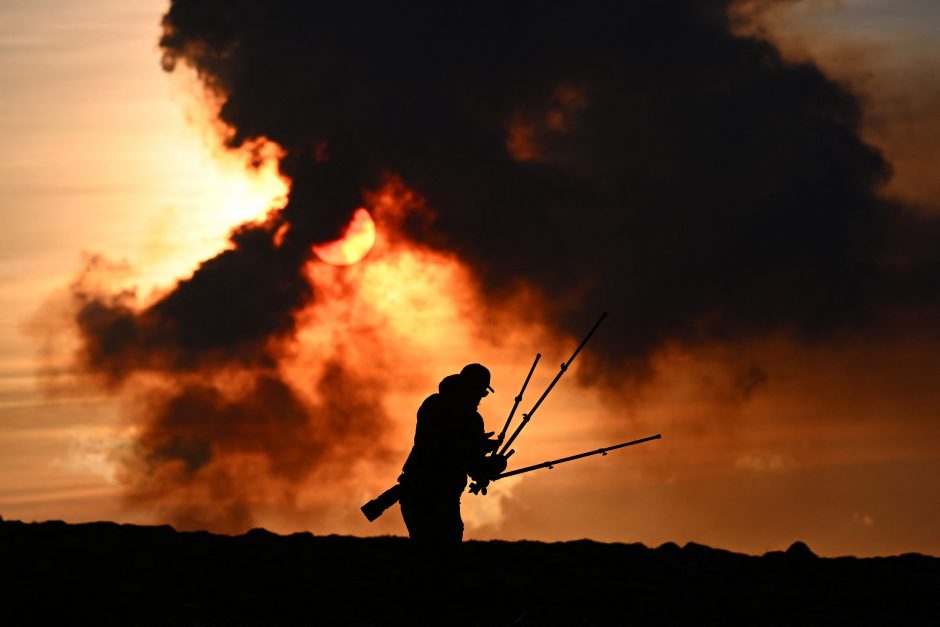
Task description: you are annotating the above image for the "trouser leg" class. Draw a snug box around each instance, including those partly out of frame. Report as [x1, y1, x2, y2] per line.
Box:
[399, 494, 465, 616]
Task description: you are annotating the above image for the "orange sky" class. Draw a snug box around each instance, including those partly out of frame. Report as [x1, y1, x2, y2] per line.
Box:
[0, 0, 938, 557]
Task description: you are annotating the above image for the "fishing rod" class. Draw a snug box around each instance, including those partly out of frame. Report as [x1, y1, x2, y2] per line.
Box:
[492, 353, 541, 452]
[469, 434, 661, 495]
[497, 312, 607, 457]
[498, 434, 661, 479]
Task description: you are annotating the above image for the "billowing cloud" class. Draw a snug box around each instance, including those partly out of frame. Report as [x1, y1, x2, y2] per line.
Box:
[156, 0, 938, 369]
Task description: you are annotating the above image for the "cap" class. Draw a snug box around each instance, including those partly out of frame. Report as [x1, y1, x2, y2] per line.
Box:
[459, 363, 494, 394]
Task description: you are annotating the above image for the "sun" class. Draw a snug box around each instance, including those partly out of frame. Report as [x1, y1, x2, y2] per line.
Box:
[311, 208, 377, 265]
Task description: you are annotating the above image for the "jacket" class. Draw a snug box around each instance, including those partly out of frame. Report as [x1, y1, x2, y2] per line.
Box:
[401, 375, 488, 497]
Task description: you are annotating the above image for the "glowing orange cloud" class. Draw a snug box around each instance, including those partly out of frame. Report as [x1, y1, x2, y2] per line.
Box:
[311, 208, 377, 266]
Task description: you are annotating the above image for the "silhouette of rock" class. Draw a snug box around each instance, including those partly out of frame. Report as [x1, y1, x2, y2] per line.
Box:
[786, 540, 818, 559]
[1, 518, 936, 626]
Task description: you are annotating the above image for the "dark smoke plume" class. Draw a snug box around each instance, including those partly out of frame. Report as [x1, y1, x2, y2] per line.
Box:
[67, 0, 940, 529]
[120, 362, 389, 532]
[69, 239, 390, 531]
[156, 0, 939, 365]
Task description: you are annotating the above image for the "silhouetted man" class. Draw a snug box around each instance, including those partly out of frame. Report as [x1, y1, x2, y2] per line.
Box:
[398, 364, 507, 547]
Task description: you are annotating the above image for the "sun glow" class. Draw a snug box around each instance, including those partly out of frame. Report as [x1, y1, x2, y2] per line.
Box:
[124, 60, 290, 294]
[311, 208, 377, 266]
[288, 179, 569, 534]
[131, 136, 289, 296]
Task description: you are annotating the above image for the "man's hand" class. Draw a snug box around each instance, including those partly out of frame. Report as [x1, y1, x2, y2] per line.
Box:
[481, 431, 501, 454]
[468, 453, 509, 495]
[489, 452, 508, 477]
[471, 452, 508, 481]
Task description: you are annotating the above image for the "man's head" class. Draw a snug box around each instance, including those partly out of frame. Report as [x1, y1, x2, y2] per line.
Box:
[458, 363, 494, 405]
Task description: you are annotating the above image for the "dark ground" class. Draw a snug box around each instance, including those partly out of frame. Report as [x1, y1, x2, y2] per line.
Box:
[2, 516, 937, 626]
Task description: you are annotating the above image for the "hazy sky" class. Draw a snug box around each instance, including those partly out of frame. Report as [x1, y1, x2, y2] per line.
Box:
[1, 0, 286, 523]
[1, 0, 937, 557]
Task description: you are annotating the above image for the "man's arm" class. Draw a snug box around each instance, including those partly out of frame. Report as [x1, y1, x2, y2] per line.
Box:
[467, 415, 508, 481]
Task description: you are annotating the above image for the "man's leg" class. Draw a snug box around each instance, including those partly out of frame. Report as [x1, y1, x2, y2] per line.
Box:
[400, 494, 465, 608]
